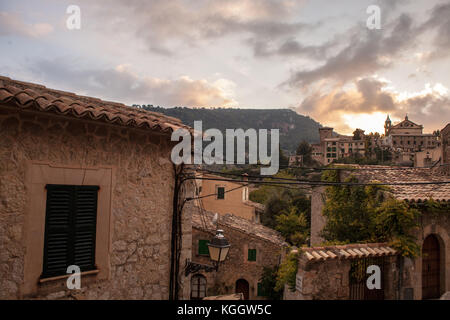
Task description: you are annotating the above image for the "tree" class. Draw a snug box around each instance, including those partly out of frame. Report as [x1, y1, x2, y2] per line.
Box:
[275, 250, 299, 292]
[259, 266, 283, 300]
[296, 140, 312, 164]
[279, 147, 289, 167]
[275, 207, 309, 247]
[320, 171, 421, 257]
[353, 128, 365, 140]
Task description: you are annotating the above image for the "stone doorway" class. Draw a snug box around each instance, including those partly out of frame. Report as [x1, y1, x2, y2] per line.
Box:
[235, 279, 249, 300]
[422, 234, 441, 299]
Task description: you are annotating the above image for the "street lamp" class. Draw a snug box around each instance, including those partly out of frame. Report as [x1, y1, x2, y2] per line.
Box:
[185, 229, 230, 276]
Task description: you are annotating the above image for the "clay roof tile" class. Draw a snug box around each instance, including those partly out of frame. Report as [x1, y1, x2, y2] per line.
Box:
[0, 76, 192, 135]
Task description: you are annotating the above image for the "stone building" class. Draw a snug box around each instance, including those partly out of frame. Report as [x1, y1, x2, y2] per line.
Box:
[0, 76, 193, 299]
[313, 127, 367, 165]
[194, 173, 263, 223]
[384, 115, 438, 152]
[189, 206, 287, 300]
[309, 164, 450, 299]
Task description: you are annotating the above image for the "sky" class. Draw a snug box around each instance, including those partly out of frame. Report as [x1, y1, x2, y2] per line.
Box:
[1, 0, 449, 135]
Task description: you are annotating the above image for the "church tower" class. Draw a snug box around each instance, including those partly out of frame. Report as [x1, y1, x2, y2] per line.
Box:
[384, 115, 391, 136]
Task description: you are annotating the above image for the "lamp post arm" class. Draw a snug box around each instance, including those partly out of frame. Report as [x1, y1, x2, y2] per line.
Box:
[184, 259, 218, 276]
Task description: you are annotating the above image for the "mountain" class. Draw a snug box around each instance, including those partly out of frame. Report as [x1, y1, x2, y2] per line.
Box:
[142, 106, 322, 154]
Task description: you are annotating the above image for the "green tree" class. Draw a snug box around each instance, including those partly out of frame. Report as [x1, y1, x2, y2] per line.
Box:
[275, 250, 299, 292]
[259, 266, 283, 300]
[296, 140, 312, 164]
[320, 170, 422, 257]
[275, 207, 309, 247]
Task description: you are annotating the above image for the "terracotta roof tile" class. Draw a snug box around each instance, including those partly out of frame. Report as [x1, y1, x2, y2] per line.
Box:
[302, 243, 397, 262]
[190, 205, 287, 247]
[0, 75, 191, 135]
[333, 164, 450, 202]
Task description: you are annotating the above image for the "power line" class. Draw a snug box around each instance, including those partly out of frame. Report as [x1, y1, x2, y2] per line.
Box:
[185, 167, 450, 186]
[186, 176, 450, 187]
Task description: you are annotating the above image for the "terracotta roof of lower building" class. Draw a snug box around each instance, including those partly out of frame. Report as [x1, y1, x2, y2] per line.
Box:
[301, 243, 397, 262]
[190, 204, 287, 247]
[0, 75, 191, 134]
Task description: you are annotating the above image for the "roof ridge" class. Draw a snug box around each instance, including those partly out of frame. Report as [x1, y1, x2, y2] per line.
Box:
[0, 75, 192, 134]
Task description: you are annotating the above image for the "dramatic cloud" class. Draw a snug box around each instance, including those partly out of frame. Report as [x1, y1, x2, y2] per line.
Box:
[84, 0, 308, 55]
[286, 14, 416, 88]
[27, 59, 237, 107]
[418, 2, 450, 60]
[0, 11, 53, 38]
[297, 77, 450, 134]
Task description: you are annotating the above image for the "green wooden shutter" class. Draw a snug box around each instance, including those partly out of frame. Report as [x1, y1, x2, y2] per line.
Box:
[217, 187, 225, 199]
[43, 185, 73, 277]
[248, 249, 257, 261]
[43, 185, 98, 278]
[73, 186, 98, 272]
[198, 239, 209, 255]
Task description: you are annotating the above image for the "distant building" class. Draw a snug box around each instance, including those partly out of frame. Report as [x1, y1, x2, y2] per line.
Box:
[414, 147, 442, 167]
[288, 155, 303, 166]
[314, 127, 367, 165]
[384, 115, 438, 153]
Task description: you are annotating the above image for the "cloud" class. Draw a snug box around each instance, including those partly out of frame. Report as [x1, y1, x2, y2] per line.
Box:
[84, 0, 308, 55]
[418, 2, 450, 60]
[296, 77, 449, 134]
[0, 11, 53, 38]
[286, 14, 416, 88]
[26, 58, 238, 107]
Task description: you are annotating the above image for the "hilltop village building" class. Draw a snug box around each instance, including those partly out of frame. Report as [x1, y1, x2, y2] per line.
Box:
[307, 164, 450, 300]
[311, 127, 366, 165]
[189, 206, 287, 300]
[0, 76, 194, 299]
[311, 116, 443, 167]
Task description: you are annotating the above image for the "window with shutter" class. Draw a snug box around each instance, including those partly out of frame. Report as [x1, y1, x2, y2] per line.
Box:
[248, 249, 257, 262]
[42, 185, 98, 278]
[216, 186, 225, 199]
[198, 239, 209, 255]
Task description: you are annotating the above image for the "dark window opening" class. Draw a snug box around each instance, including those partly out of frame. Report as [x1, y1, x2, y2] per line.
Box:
[248, 249, 257, 261]
[217, 187, 225, 199]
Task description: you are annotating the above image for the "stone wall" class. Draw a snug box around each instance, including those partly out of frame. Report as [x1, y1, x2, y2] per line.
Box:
[0, 108, 188, 299]
[191, 223, 285, 300]
[290, 254, 398, 300]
